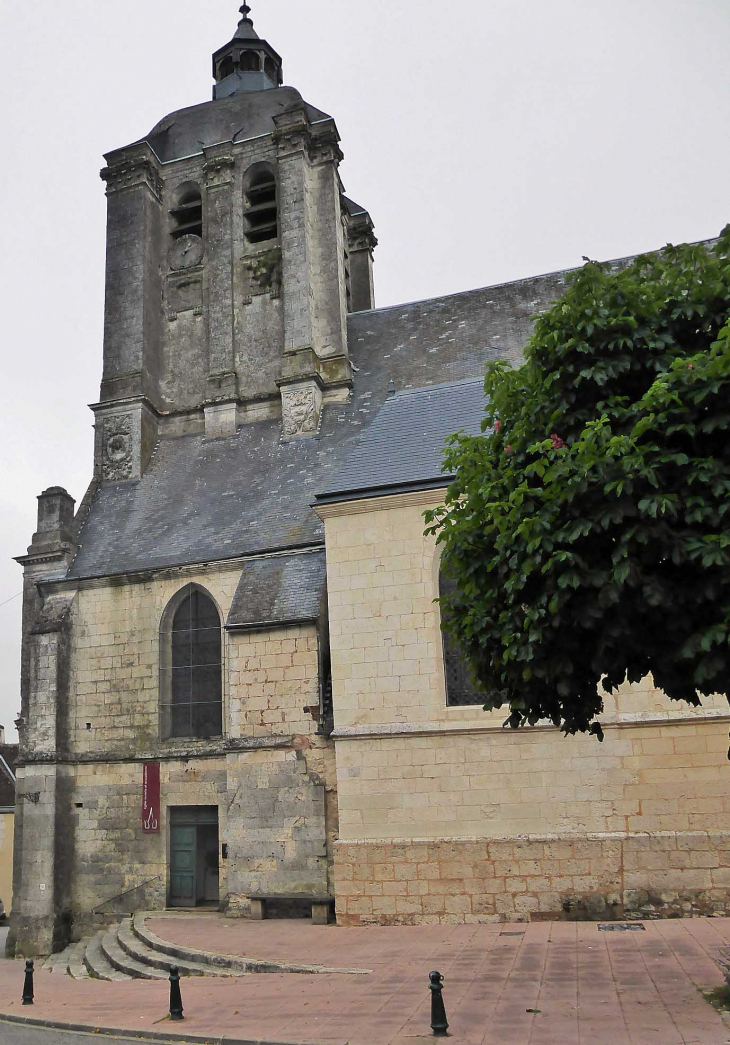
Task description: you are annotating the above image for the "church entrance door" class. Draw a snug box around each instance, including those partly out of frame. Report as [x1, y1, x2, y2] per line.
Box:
[168, 806, 220, 908]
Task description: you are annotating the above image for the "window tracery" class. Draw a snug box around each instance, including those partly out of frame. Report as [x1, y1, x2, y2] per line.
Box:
[160, 586, 223, 739]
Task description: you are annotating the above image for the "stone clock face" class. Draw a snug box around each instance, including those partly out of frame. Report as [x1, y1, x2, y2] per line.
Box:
[169, 234, 204, 271]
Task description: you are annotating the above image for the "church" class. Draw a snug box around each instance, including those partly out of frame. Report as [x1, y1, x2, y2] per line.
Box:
[8, 4, 730, 958]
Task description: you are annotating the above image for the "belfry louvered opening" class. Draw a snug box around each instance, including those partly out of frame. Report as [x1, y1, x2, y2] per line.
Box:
[245, 168, 278, 244]
[240, 51, 261, 71]
[171, 183, 203, 240]
[160, 587, 223, 739]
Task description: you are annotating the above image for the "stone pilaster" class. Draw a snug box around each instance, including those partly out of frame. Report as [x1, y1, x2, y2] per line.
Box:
[100, 144, 164, 407]
[274, 108, 351, 392]
[275, 109, 315, 364]
[7, 490, 78, 957]
[204, 149, 238, 420]
[346, 212, 378, 314]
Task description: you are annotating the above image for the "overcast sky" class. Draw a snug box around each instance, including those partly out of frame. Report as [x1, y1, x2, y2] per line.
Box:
[0, 0, 728, 741]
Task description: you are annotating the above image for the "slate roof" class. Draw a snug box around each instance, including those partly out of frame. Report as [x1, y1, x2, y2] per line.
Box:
[128, 87, 331, 164]
[68, 268, 569, 581]
[317, 379, 486, 503]
[227, 550, 326, 629]
[0, 745, 17, 808]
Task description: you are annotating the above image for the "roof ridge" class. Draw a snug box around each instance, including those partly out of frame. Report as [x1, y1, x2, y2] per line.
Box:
[350, 235, 719, 320]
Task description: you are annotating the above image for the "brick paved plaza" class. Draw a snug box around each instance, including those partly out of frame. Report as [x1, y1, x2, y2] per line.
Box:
[1, 915, 729, 1044]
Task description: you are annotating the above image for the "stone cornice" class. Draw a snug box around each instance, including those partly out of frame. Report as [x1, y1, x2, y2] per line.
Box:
[331, 707, 730, 741]
[39, 543, 325, 596]
[313, 486, 447, 521]
[101, 151, 163, 203]
[334, 829, 730, 847]
[17, 734, 295, 769]
[14, 550, 71, 569]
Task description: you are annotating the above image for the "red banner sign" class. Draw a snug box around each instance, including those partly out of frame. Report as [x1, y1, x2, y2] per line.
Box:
[142, 763, 160, 833]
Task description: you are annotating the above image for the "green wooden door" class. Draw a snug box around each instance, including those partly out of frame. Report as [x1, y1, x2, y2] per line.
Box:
[169, 825, 196, 907]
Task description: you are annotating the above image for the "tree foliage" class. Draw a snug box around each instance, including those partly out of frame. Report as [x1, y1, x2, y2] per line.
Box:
[425, 228, 730, 741]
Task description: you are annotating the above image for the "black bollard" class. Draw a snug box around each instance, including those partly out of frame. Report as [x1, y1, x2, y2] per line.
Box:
[22, 959, 34, 1006]
[429, 970, 448, 1036]
[169, 965, 184, 1021]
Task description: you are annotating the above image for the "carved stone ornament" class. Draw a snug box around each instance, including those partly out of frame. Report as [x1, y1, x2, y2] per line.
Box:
[101, 157, 163, 202]
[281, 385, 320, 438]
[204, 155, 236, 188]
[102, 414, 134, 481]
[243, 248, 282, 301]
[348, 230, 378, 253]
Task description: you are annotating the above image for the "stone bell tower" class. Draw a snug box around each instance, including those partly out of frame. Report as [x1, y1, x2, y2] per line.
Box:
[94, 1, 376, 465]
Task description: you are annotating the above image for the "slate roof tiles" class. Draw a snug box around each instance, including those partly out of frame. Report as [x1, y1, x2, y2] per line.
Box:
[68, 268, 570, 581]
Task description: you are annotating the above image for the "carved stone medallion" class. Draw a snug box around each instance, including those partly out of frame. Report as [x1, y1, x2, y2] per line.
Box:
[281, 385, 320, 439]
[102, 414, 134, 481]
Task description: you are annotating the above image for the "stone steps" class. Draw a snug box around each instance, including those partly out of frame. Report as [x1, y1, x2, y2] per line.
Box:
[134, 912, 368, 976]
[101, 921, 167, 980]
[41, 911, 366, 982]
[84, 929, 133, 981]
[119, 920, 238, 978]
[46, 916, 248, 982]
[133, 914, 251, 974]
[67, 939, 90, 980]
[44, 944, 75, 974]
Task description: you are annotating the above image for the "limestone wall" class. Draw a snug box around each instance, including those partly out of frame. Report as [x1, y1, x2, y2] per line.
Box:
[14, 564, 334, 948]
[0, 811, 13, 913]
[66, 568, 325, 755]
[320, 491, 730, 924]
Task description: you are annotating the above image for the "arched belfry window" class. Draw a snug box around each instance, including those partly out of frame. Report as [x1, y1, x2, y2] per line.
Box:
[440, 568, 484, 707]
[244, 166, 278, 245]
[170, 182, 203, 241]
[218, 56, 235, 80]
[160, 587, 223, 739]
[240, 51, 261, 71]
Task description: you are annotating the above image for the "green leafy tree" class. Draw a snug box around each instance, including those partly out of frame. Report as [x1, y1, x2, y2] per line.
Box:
[425, 227, 730, 742]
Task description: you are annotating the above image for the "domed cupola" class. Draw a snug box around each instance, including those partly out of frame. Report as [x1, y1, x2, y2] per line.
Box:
[212, 3, 284, 99]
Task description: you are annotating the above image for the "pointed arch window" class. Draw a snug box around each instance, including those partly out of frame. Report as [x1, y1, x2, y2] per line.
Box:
[244, 166, 278, 245]
[160, 587, 223, 739]
[440, 568, 484, 707]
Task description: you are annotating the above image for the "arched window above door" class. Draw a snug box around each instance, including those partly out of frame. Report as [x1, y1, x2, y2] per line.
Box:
[160, 586, 223, 739]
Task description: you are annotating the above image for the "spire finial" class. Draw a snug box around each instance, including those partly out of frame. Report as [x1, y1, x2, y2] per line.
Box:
[239, 3, 253, 22]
